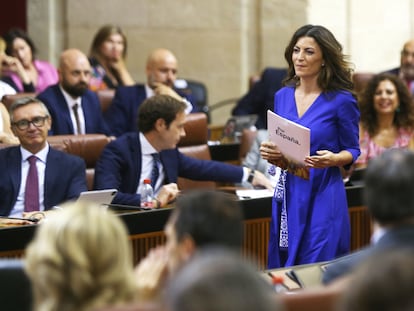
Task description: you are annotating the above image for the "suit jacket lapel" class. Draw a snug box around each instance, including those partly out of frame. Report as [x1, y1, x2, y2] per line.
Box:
[43, 148, 57, 207]
[56, 86, 76, 133]
[81, 95, 91, 133]
[131, 134, 142, 192]
[9, 147, 22, 199]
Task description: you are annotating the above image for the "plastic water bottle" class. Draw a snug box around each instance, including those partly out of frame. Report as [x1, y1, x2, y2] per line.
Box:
[270, 274, 289, 293]
[140, 178, 154, 208]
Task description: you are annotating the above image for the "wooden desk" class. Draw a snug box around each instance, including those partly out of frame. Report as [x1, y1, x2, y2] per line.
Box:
[0, 186, 370, 270]
[0, 197, 273, 268]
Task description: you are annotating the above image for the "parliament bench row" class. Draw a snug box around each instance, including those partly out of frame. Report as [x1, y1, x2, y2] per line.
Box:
[0, 113, 217, 191]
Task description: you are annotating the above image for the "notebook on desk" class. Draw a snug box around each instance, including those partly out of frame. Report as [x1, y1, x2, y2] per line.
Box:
[77, 189, 117, 206]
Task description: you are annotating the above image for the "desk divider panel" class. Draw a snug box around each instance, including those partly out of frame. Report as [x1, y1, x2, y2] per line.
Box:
[0, 198, 372, 270]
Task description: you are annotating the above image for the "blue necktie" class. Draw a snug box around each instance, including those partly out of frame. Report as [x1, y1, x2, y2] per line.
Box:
[151, 153, 160, 190]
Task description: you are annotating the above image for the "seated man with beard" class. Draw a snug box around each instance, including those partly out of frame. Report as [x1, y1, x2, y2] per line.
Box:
[37, 48, 111, 135]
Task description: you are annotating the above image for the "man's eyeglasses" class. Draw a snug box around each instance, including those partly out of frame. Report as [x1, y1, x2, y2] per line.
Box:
[12, 116, 49, 130]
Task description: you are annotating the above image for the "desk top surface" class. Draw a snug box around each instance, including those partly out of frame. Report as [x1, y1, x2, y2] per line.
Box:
[0, 196, 273, 252]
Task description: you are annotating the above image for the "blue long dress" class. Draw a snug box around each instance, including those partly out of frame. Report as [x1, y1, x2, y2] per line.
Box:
[268, 86, 360, 268]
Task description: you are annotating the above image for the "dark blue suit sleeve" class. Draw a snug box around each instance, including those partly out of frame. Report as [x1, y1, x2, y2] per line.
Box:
[94, 137, 141, 206]
[104, 86, 137, 137]
[85, 92, 112, 136]
[171, 149, 244, 183]
[44, 151, 87, 209]
[232, 68, 287, 129]
[64, 156, 88, 200]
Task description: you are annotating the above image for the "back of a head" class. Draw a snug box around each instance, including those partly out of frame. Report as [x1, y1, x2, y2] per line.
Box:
[173, 190, 243, 250]
[338, 248, 414, 311]
[137, 95, 186, 133]
[364, 148, 414, 225]
[25, 202, 137, 311]
[164, 247, 283, 311]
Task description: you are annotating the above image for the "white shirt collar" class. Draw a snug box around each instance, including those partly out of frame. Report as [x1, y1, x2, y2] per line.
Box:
[59, 85, 82, 108]
[145, 84, 154, 98]
[139, 132, 157, 156]
[20, 143, 49, 163]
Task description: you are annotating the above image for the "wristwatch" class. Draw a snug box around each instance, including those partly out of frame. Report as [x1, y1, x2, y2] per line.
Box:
[247, 169, 255, 183]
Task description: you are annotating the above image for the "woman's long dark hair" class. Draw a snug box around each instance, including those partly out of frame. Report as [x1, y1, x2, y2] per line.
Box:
[283, 24, 354, 93]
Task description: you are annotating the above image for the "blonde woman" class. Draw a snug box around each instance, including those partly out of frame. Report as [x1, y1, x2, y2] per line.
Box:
[0, 102, 18, 144]
[25, 202, 139, 311]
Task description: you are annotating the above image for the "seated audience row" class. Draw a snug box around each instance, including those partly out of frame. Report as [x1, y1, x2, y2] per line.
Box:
[2, 46, 203, 138]
[0, 25, 134, 95]
[0, 95, 271, 218]
[0, 26, 205, 139]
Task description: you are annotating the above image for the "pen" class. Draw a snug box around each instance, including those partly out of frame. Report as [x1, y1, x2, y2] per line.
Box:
[0, 216, 40, 223]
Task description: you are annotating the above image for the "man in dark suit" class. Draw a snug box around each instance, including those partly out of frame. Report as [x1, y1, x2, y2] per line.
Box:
[37, 48, 111, 135]
[0, 97, 87, 217]
[104, 48, 199, 137]
[322, 148, 414, 284]
[383, 39, 414, 94]
[94, 95, 270, 207]
[232, 67, 287, 129]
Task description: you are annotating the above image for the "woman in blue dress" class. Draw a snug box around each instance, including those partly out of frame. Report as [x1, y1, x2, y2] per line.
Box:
[260, 24, 360, 268]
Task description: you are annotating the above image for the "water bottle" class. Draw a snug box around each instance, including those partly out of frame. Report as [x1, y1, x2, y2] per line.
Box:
[140, 178, 154, 208]
[270, 274, 289, 293]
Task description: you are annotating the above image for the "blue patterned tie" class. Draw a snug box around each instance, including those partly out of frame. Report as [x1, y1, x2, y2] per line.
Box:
[151, 153, 160, 189]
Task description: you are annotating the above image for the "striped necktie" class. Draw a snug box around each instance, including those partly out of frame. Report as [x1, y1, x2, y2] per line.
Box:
[72, 103, 82, 134]
[151, 153, 160, 190]
[24, 156, 39, 212]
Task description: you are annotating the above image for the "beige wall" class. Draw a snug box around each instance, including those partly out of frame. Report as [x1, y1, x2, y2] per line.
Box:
[27, 0, 414, 125]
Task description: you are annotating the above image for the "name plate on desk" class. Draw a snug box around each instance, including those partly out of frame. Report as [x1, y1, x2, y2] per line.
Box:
[236, 189, 274, 199]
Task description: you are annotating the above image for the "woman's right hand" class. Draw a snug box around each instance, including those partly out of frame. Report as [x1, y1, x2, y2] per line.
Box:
[260, 141, 281, 161]
[1, 55, 31, 84]
[260, 141, 289, 169]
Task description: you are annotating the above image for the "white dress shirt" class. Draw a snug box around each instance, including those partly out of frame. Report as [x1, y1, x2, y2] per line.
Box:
[136, 132, 165, 195]
[60, 86, 86, 134]
[10, 144, 49, 217]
